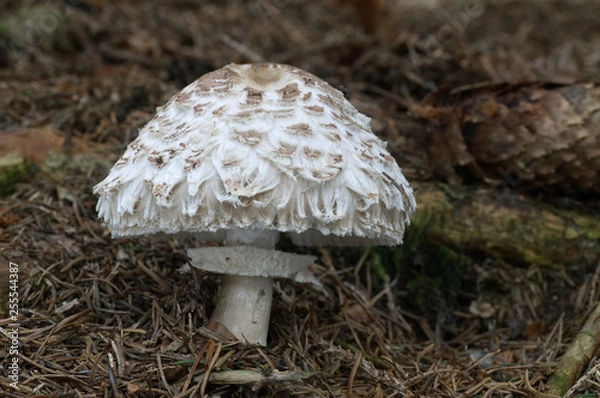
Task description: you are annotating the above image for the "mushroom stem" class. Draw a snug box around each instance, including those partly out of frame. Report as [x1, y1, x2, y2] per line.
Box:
[209, 228, 278, 345]
[210, 274, 273, 346]
[187, 229, 318, 346]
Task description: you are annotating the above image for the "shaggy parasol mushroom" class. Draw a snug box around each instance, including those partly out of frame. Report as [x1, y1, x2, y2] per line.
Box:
[94, 63, 416, 346]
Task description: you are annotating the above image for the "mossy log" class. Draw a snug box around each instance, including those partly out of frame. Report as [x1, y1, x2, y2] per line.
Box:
[412, 181, 600, 268]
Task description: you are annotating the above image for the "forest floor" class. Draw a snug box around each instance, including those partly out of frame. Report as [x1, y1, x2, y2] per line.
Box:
[1, 0, 599, 396]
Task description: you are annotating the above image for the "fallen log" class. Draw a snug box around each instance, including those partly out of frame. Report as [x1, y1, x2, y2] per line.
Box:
[412, 181, 600, 268]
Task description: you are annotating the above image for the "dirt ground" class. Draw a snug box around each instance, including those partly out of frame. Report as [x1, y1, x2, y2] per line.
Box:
[1, 0, 600, 397]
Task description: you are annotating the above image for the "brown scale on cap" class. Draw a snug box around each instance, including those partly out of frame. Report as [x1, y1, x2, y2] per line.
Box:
[278, 83, 301, 102]
[234, 129, 264, 146]
[286, 123, 313, 136]
[244, 88, 263, 105]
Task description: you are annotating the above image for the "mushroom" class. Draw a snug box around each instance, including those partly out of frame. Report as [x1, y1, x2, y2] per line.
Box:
[94, 63, 416, 346]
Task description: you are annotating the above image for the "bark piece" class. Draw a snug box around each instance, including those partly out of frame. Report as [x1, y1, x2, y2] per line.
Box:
[414, 83, 600, 198]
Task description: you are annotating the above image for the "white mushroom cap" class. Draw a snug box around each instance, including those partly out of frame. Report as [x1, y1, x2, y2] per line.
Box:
[94, 63, 416, 246]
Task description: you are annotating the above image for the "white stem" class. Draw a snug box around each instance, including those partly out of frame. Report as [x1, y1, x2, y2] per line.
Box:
[210, 274, 273, 346]
[186, 229, 317, 346]
[211, 228, 278, 345]
[225, 228, 278, 249]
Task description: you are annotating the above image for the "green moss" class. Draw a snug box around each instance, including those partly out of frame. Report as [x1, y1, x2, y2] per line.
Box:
[0, 152, 37, 195]
[564, 227, 579, 240]
[571, 214, 600, 240]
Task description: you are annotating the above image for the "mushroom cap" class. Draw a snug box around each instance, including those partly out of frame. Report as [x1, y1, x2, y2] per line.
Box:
[94, 63, 416, 246]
